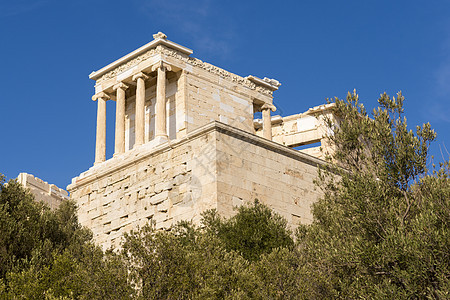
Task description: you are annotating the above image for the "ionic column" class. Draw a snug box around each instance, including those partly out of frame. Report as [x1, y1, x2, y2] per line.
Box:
[113, 82, 129, 155]
[132, 72, 148, 147]
[92, 92, 110, 165]
[152, 62, 172, 139]
[261, 103, 276, 141]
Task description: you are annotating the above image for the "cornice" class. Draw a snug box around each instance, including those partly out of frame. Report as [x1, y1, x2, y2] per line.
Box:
[91, 34, 278, 97]
[89, 37, 193, 81]
[246, 75, 281, 91]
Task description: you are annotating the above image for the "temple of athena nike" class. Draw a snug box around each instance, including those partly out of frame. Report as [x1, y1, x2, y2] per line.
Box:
[67, 32, 335, 249]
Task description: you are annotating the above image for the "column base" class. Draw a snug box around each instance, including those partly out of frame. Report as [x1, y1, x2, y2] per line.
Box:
[133, 143, 143, 150]
[154, 135, 168, 145]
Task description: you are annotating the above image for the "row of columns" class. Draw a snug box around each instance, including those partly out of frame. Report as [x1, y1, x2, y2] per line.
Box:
[93, 62, 276, 165]
[93, 62, 171, 165]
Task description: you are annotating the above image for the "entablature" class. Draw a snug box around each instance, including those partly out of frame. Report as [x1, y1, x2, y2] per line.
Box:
[89, 32, 192, 81]
[90, 32, 280, 99]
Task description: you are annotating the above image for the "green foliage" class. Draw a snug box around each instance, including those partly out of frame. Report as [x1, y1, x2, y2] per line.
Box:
[122, 201, 294, 298]
[296, 91, 449, 298]
[0, 175, 48, 278]
[251, 247, 311, 299]
[122, 222, 254, 299]
[0, 176, 297, 299]
[0, 176, 133, 299]
[202, 200, 294, 261]
[1, 91, 447, 299]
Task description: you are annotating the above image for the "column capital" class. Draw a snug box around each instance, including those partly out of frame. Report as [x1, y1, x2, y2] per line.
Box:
[92, 92, 110, 101]
[261, 103, 276, 112]
[113, 82, 129, 91]
[132, 72, 149, 82]
[151, 61, 172, 72]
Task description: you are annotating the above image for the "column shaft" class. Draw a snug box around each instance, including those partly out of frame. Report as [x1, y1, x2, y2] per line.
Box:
[262, 108, 272, 140]
[135, 77, 146, 146]
[155, 66, 167, 138]
[95, 97, 107, 164]
[114, 84, 127, 155]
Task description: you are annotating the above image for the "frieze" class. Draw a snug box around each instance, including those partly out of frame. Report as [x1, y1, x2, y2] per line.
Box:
[98, 48, 157, 83]
[159, 46, 273, 96]
[256, 86, 272, 96]
[97, 45, 273, 96]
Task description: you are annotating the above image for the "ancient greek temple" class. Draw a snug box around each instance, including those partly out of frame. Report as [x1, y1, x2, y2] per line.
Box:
[69, 32, 335, 249]
[90, 32, 280, 165]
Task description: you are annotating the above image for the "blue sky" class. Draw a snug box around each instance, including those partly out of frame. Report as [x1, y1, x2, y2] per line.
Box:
[1, 0, 449, 188]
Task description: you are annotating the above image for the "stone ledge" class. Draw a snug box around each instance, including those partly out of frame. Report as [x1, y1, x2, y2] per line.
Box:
[213, 121, 326, 168]
[17, 173, 69, 209]
[68, 121, 326, 191]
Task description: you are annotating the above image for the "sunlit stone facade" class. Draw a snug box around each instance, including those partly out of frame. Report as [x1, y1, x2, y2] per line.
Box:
[68, 32, 335, 249]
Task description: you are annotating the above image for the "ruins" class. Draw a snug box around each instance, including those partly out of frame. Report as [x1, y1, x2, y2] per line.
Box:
[17, 173, 69, 210]
[67, 32, 335, 249]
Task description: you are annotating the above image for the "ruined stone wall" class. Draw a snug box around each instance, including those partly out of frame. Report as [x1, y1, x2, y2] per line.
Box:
[255, 104, 336, 160]
[17, 173, 68, 210]
[214, 126, 323, 227]
[72, 33, 322, 249]
[70, 127, 218, 250]
[69, 122, 324, 249]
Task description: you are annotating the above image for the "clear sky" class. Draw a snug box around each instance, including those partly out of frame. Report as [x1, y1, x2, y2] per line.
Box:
[1, 0, 449, 189]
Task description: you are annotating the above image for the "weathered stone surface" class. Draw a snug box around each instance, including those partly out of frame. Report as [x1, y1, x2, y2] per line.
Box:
[68, 122, 326, 249]
[17, 173, 68, 210]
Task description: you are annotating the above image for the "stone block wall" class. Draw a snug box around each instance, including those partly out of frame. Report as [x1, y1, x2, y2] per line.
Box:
[184, 68, 256, 134]
[17, 173, 68, 210]
[69, 126, 219, 250]
[214, 125, 323, 226]
[70, 33, 327, 250]
[69, 122, 324, 249]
